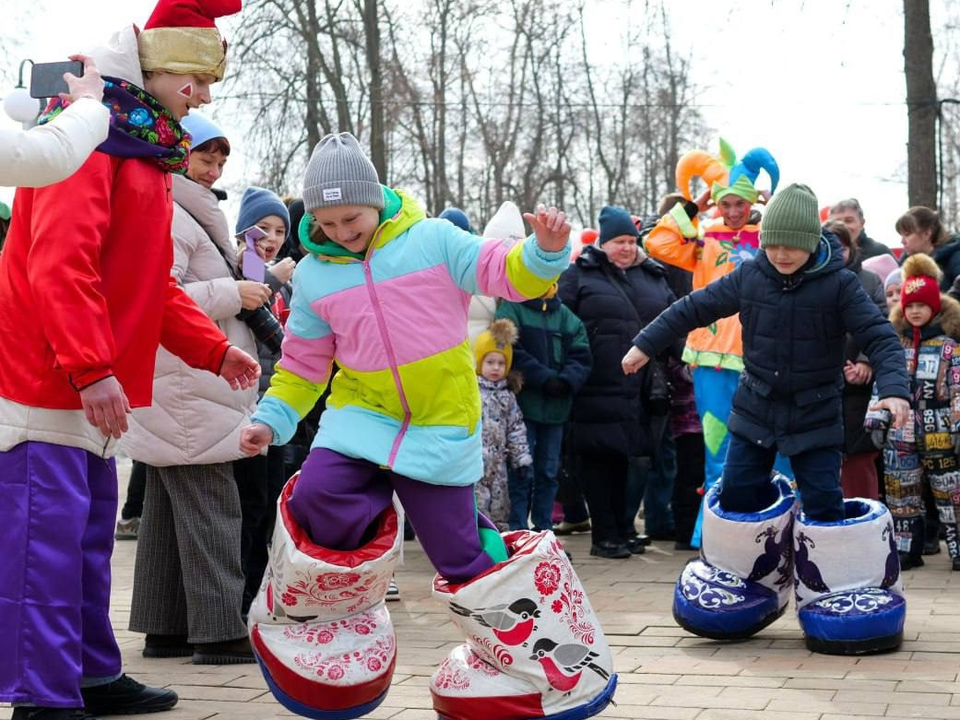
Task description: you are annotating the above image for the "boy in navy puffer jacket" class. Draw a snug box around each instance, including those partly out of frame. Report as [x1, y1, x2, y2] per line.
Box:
[624, 184, 910, 519]
[622, 183, 912, 655]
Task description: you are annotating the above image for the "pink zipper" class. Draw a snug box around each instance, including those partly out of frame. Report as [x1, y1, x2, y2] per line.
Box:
[362, 244, 411, 468]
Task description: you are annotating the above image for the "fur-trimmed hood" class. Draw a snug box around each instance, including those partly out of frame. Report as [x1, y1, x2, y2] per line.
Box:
[890, 293, 960, 341]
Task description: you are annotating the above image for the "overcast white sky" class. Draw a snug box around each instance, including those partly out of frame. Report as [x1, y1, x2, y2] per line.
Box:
[0, 0, 947, 247]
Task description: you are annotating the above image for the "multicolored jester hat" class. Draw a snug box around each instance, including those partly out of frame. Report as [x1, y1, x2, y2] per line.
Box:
[675, 139, 780, 206]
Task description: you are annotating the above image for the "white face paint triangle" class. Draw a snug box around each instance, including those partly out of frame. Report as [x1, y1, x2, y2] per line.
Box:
[177, 83, 194, 99]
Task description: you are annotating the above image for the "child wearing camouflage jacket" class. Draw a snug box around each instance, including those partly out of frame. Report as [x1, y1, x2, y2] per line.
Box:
[474, 319, 532, 530]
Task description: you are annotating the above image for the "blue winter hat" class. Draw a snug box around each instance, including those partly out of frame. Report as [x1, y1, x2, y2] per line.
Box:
[597, 205, 639, 245]
[439, 207, 473, 233]
[181, 112, 227, 150]
[236, 186, 291, 238]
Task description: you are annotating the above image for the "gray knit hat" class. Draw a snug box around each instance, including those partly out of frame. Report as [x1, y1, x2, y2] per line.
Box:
[760, 183, 821, 253]
[303, 133, 384, 212]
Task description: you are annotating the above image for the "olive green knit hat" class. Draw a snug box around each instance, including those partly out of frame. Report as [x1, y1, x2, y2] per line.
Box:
[760, 183, 821, 253]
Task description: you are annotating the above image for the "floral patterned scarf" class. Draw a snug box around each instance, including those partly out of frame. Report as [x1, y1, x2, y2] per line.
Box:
[39, 76, 190, 174]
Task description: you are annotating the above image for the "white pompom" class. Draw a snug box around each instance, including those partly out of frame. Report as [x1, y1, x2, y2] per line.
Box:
[3, 87, 42, 124]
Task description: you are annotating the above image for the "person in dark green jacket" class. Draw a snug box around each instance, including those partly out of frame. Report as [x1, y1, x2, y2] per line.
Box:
[496, 284, 592, 532]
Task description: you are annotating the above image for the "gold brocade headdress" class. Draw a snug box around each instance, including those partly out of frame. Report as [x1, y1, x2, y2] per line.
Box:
[138, 0, 242, 81]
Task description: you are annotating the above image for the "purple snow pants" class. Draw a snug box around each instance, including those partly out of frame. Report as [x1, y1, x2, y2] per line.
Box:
[288, 448, 496, 584]
[0, 442, 122, 707]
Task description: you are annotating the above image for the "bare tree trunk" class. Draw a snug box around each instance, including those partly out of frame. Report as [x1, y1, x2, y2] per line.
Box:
[904, 0, 938, 208]
[360, 0, 387, 180]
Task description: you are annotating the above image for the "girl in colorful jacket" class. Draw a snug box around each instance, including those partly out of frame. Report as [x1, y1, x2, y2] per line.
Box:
[240, 134, 618, 720]
[240, 131, 570, 576]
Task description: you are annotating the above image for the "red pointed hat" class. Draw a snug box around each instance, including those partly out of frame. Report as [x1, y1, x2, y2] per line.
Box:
[138, 0, 242, 81]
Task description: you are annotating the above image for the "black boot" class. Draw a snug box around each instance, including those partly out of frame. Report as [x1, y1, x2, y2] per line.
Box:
[81, 674, 178, 715]
[895, 516, 925, 570]
[192, 636, 256, 665]
[590, 540, 631, 559]
[623, 535, 647, 555]
[143, 633, 192, 658]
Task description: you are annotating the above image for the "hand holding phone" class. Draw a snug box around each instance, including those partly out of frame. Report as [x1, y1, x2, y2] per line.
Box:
[239, 225, 267, 282]
[30, 55, 104, 103]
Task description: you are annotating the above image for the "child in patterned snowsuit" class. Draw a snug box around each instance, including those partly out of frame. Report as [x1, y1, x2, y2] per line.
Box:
[867, 253, 960, 571]
[475, 319, 532, 530]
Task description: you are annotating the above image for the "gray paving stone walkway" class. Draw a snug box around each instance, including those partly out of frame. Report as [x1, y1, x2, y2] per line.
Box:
[4, 459, 960, 719]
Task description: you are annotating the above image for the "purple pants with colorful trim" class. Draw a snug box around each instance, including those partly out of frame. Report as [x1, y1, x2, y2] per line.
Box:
[289, 448, 496, 584]
[0, 441, 122, 707]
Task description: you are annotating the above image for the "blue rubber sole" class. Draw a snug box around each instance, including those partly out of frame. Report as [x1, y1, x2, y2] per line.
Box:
[257, 655, 390, 720]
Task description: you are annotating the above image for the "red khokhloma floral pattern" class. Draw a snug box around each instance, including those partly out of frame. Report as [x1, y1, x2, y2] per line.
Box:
[292, 634, 396, 681]
[534, 561, 562, 597]
[468, 634, 514, 669]
[536, 538, 596, 645]
[434, 657, 472, 690]
[280, 567, 390, 615]
[282, 610, 382, 645]
[466, 648, 502, 677]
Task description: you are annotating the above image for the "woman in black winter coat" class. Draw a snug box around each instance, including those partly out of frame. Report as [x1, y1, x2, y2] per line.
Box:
[558, 206, 679, 559]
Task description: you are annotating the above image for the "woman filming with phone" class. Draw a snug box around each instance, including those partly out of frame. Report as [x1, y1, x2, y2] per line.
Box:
[0, 54, 109, 188]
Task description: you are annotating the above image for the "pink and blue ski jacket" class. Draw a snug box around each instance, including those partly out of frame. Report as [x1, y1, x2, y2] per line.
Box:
[252, 188, 570, 485]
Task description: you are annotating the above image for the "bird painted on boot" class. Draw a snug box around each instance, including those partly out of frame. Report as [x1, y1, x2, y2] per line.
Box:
[794, 531, 830, 594]
[747, 525, 792, 586]
[529, 638, 610, 695]
[880, 523, 901, 589]
[448, 598, 541, 646]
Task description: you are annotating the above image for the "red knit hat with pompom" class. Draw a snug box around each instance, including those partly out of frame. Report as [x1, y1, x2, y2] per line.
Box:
[900, 253, 942, 321]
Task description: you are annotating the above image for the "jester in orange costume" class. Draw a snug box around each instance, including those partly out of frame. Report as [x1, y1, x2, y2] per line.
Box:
[643, 141, 781, 547]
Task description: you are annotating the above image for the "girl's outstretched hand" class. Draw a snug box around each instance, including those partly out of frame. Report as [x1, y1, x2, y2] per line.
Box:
[240, 422, 273, 456]
[524, 204, 571, 254]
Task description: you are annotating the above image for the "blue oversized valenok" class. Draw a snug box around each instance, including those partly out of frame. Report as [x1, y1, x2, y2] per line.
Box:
[673, 558, 782, 640]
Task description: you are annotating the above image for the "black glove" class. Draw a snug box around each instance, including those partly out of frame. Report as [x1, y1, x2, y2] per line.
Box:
[543, 377, 572, 397]
[514, 464, 533, 482]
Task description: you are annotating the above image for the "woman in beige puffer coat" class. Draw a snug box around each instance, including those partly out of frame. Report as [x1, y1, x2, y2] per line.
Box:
[121, 117, 268, 665]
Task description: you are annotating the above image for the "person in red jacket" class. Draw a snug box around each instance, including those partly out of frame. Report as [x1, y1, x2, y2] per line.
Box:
[0, 2, 259, 719]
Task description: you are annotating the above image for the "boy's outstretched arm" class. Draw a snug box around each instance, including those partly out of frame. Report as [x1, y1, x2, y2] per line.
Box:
[622, 268, 743, 374]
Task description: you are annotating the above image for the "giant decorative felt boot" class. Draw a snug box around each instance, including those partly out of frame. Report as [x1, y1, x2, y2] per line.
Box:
[673, 474, 795, 640]
[431, 530, 617, 720]
[248, 474, 401, 719]
[794, 499, 906, 655]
